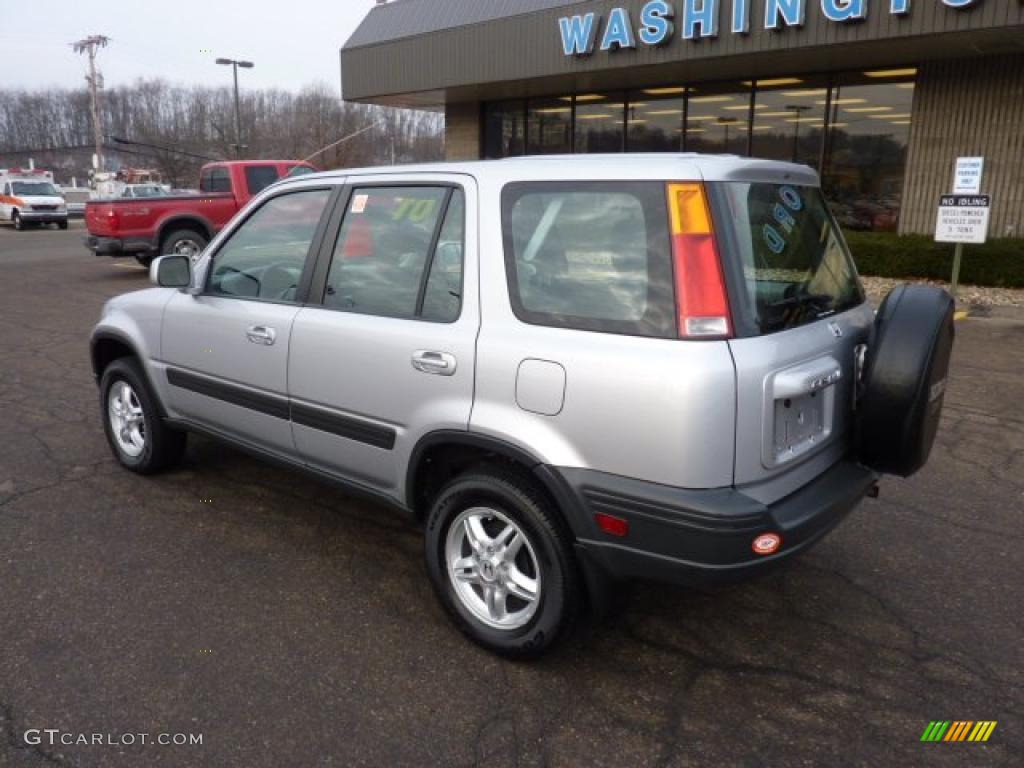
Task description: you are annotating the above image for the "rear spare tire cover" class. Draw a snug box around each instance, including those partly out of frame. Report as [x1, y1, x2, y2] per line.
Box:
[857, 284, 955, 478]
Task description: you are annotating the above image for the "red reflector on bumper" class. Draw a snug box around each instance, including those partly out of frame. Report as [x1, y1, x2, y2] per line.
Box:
[595, 513, 629, 538]
[752, 533, 782, 555]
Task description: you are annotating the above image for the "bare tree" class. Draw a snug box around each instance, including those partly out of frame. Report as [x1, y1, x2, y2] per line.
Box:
[0, 79, 443, 184]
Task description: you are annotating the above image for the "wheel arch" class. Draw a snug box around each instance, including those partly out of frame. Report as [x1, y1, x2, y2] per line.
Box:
[156, 215, 214, 249]
[409, 430, 617, 617]
[406, 431, 587, 536]
[90, 330, 168, 418]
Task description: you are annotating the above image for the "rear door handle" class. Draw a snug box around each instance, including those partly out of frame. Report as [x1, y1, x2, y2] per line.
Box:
[412, 350, 456, 376]
[246, 325, 277, 346]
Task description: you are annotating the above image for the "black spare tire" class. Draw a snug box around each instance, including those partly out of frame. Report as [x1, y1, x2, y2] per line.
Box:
[857, 284, 955, 478]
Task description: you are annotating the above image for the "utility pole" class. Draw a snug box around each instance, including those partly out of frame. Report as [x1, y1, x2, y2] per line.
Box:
[216, 58, 254, 158]
[72, 35, 110, 173]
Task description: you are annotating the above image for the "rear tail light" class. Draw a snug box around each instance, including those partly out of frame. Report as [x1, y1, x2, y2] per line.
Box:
[666, 182, 732, 339]
[105, 209, 120, 231]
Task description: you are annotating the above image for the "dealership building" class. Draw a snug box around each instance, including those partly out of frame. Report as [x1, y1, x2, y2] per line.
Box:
[341, 0, 1024, 236]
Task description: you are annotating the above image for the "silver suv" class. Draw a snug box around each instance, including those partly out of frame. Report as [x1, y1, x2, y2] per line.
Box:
[91, 155, 955, 657]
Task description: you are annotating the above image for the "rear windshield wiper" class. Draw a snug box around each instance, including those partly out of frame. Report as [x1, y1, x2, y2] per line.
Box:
[761, 292, 837, 331]
[766, 293, 835, 312]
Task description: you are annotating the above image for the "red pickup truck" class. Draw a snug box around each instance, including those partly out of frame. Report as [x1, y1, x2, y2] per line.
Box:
[84, 160, 316, 265]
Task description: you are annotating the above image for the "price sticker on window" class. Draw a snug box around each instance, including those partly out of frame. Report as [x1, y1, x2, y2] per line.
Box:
[350, 194, 368, 214]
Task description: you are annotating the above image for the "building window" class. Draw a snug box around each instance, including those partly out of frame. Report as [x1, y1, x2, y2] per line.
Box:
[627, 88, 684, 152]
[751, 78, 830, 169]
[822, 72, 915, 232]
[685, 83, 751, 155]
[483, 100, 526, 159]
[480, 69, 916, 231]
[527, 97, 573, 154]
[574, 93, 625, 153]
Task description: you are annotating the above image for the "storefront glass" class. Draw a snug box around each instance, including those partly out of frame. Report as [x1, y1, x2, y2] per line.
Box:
[751, 78, 829, 169]
[480, 71, 915, 230]
[626, 88, 684, 152]
[822, 72, 915, 232]
[527, 97, 573, 154]
[685, 83, 751, 155]
[483, 100, 525, 159]
[573, 93, 625, 153]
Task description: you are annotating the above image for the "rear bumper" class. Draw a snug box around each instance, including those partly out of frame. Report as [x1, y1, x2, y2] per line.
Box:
[84, 234, 156, 257]
[543, 459, 879, 587]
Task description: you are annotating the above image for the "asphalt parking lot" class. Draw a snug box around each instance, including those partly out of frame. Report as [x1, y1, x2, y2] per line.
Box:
[0, 224, 1021, 767]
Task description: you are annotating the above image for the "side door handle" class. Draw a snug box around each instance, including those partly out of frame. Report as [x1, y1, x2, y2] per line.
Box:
[246, 325, 277, 346]
[412, 350, 457, 376]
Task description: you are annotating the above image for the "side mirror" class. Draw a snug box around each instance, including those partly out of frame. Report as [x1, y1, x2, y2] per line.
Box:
[150, 254, 192, 289]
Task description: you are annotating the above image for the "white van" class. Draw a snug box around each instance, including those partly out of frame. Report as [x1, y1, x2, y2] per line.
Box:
[0, 168, 68, 230]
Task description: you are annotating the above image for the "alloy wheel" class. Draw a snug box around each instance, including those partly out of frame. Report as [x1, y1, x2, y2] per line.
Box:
[445, 507, 541, 630]
[107, 380, 146, 458]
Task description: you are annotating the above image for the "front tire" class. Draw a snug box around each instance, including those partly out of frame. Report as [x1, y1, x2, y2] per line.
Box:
[100, 358, 186, 474]
[12, 212, 23, 231]
[425, 468, 581, 658]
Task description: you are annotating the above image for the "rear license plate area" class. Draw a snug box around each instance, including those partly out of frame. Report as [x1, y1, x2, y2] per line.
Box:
[772, 392, 826, 463]
[763, 356, 842, 468]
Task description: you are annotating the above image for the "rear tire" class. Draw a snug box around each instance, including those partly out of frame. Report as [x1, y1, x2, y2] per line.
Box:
[161, 229, 207, 264]
[857, 284, 955, 477]
[425, 468, 581, 659]
[58, 220, 69, 230]
[100, 358, 186, 474]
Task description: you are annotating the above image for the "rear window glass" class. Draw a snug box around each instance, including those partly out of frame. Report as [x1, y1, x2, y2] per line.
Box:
[245, 165, 281, 195]
[501, 182, 675, 338]
[712, 183, 865, 334]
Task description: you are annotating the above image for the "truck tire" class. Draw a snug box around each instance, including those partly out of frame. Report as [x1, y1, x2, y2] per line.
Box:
[12, 211, 23, 231]
[856, 284, 955, 478]
[58, 220, 69, 230]
[162, 229, 207, 264]
[424, 468, 581, 659]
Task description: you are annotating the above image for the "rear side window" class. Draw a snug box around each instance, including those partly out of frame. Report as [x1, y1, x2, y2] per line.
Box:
[323, 186, 464, 322]
[199, 167, 231, 194]
[711, 183, 865, 334]
[245, 165, 281, 196]
[501, 182, 675, 338]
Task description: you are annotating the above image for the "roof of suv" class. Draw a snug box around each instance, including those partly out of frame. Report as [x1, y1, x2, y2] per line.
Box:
[281, 154, 821, 188]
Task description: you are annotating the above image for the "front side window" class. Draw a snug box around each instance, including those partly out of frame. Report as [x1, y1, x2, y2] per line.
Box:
[712, 182, 865, 334]
[206, 189, 331, 302]
[501, 182, 675, 338]
[245, 165, 281, 196]
[324, 187, 464, 322]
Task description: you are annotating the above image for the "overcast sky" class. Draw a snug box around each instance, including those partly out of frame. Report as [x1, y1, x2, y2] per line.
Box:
[0, 0, 379, 93]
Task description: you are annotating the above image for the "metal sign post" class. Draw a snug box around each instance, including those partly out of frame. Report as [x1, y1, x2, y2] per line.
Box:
[951, 243, 964, 298]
